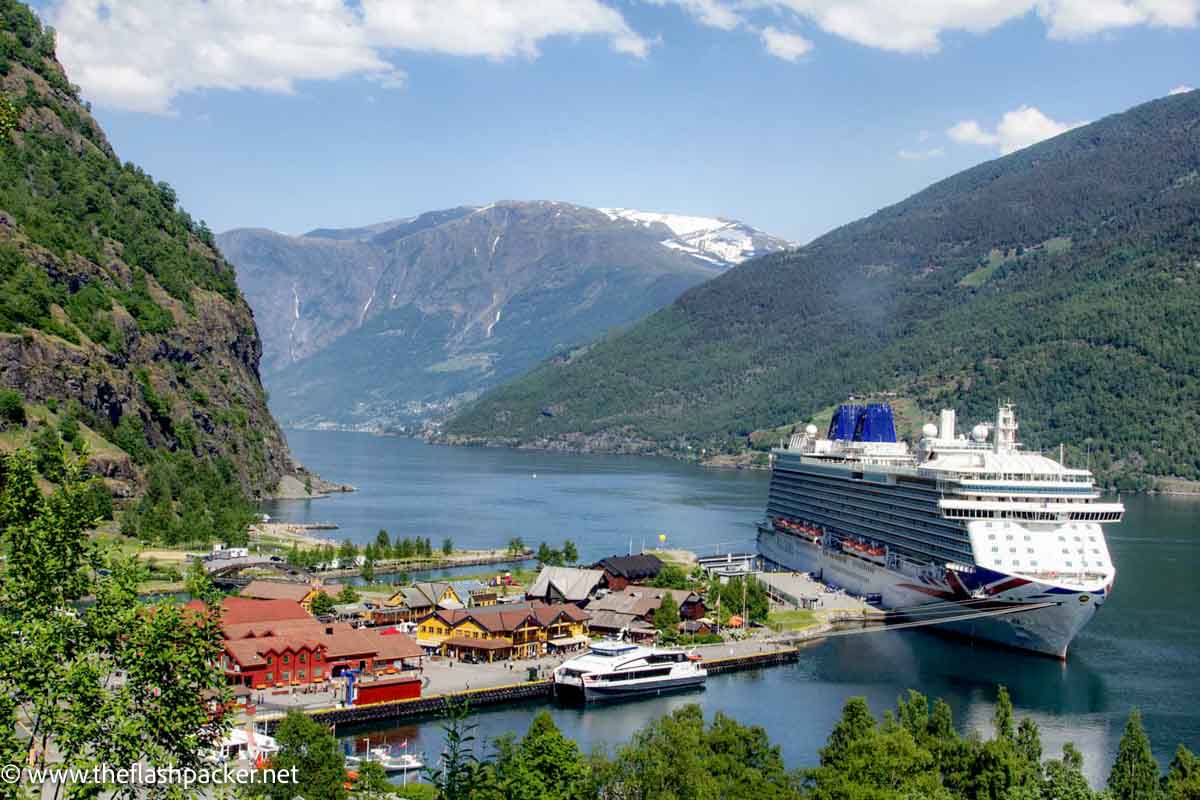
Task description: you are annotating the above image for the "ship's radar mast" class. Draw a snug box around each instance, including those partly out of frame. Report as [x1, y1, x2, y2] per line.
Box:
[994, 404, 1019, 453]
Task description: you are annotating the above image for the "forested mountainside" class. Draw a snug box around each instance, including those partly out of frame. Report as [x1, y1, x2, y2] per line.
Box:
[220, 202, 789, 429]
[446, 91, 1200, 489]
[0, 0, 298, 514]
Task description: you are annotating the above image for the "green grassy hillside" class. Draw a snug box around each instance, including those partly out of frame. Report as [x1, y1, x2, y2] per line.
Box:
[446, 90, 1200, 489]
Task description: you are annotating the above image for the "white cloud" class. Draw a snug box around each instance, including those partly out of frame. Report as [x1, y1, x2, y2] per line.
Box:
[47, 0, 1200, 113]
[651, 0, 743, 30]
[670, 0, 1198, 53]
[948, 105, 1087, 155]
[898, 146, 945, 160]
[760, 27, 814, 60]
[360, 0, 650, 58]
[1169, 84, 1195, 94]
[48, 0, 649, 113]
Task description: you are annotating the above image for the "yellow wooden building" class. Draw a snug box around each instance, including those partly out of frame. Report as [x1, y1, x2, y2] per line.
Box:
[415, 603, 590, 661]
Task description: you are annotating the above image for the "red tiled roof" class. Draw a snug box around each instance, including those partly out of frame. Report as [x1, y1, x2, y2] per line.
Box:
[223, 634, 324, 668]
[221, 596, 311, 626]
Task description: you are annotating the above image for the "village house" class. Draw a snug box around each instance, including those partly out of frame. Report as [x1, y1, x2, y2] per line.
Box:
[525, 566, 605, 606]
[450, 580, 498, 607]
[593, 554, 664, 591]
[239, 579, 344, 613]
[415, 603, 590, 662]
[191, 596, 424, 690]
[384, 581, 464, 621]
[583, 586, 704, 641]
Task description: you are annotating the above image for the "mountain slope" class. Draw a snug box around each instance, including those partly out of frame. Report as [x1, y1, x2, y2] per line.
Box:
[220, 202, 790, 429]
[0, 1, 295, 497]
[445, 91, 1200, 488]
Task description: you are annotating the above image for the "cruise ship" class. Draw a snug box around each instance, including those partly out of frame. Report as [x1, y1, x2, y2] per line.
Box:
[757, 402, 1123, 658]
[553, 640, 707, 702]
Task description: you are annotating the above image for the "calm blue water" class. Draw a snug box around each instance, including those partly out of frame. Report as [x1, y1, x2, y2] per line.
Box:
[266, 430, 1200, 783]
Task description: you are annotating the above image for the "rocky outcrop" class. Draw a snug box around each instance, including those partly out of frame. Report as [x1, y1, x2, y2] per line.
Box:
[0, 9, 300, 496]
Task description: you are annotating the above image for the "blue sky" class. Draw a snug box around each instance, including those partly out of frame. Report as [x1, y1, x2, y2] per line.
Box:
[35, 1, 1198, 243]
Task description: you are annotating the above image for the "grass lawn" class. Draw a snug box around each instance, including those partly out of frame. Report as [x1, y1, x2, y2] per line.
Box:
[768, 609, 819, 631]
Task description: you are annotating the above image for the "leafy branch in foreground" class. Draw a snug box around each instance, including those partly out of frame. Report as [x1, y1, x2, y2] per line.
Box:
[0, 448, 230, 799]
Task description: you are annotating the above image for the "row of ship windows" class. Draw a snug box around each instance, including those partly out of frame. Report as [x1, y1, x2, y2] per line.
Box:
[990, 546, 1104, 557]
[988, 559, 1098, 569]
[941, 473, 1091, 483]
[947, 509, 1119, 521]
[986, 533, 1098, 543]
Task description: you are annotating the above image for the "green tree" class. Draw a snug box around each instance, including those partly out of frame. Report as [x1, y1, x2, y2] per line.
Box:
[310, 591, 336, 616]
[0, 448, 229, 799]
[1109, 709, 1164, 800]
[1044, 743, 1101, 800]
[819, 697, 877, 770]
[654, 591, 680, 638]
[375, 528, 391, 553]
[1163, 745, 1200, 800]
[338, 538, 358, 562]
[337, 584, 361, 604]
[254, 710, 347, 800]
[350, 760, 392, 797]
[361, 559, 375, 583]
[425, 702, 491, 799]
[536, 542, 559, 567]
[507, 537, 525, 556]
[561, 540, 578, 564]
[492, 712, 592, 800]
[651, 563, 690, 589]
[994, 685, 1016, 742]
[442, 537, 454, 556]
[605, 704, 800, 800]
[0, 389, 25, 427]
[31, 425, 66, 482]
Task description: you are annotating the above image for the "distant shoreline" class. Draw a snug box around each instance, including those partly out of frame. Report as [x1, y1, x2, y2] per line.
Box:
[279, 426, 1200, 495]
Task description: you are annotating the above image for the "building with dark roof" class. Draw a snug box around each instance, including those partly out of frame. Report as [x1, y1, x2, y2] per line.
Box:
[594, 554, 665, 590]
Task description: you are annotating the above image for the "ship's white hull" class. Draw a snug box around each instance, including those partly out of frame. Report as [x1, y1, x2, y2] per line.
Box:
[555, 670, 707, 703]
[758, 527, 1104, 659]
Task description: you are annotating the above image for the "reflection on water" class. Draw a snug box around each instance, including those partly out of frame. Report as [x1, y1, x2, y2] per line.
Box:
[271, 432, 1198, 784]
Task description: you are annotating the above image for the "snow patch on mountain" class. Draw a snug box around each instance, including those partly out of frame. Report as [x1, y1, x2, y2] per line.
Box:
[600, 207, 793, 266]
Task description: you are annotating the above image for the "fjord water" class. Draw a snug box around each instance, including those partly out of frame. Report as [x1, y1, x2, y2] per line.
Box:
[266, 430, 1200, 782]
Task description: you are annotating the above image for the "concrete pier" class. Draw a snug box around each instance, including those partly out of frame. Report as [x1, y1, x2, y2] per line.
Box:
[250, 644, 808, 730]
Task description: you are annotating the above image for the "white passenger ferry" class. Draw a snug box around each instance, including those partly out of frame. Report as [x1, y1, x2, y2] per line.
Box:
[553, 640, 707, 702]
[758, 402, 1123, 658]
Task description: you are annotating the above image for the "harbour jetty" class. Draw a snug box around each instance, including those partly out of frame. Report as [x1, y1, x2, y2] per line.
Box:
[250, 644, 806, 731]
